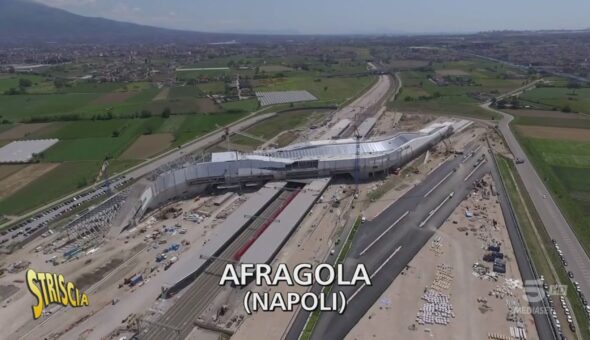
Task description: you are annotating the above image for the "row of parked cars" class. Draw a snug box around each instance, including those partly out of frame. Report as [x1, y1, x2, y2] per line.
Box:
[0, 176, 132, 245]
[551, 239, 590, 339]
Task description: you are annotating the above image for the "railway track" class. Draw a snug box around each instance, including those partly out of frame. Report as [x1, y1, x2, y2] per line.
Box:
[142, 190, 294, 340]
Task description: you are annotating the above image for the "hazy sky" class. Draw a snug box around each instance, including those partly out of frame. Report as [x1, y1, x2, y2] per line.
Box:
[35, 0, 590, 34]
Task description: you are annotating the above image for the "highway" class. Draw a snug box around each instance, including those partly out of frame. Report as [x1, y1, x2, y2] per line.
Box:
[2, 69, 393, 239]
[0, 111, 277, 234]
[285, 146, 556, 340]
[483, 101, 590, 307]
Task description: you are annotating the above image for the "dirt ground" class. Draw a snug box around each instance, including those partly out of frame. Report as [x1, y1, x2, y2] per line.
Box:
[93, 91, 137, 105]
[197, 98, 222, 113]
[347, 175, 539, 340]
[507, 109, 590, 120]
[119, 133, 174, 159]
[0, 163, 59, 199]
[234, 184, 359, 340]
[516, 125, 590, 142]
[0, 123, 52, 140]
[436, 69, 471, 76]
[0, 164, 26, 180]
[2, 191, 239, 340]
[152, 87, 170, 101]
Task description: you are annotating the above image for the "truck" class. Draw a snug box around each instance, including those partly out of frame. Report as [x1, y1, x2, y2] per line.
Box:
[487, 245, 500, 252]
[129, 274, 143, 286]
[164, 256, 178, 271]
[493, 264, 506, 273]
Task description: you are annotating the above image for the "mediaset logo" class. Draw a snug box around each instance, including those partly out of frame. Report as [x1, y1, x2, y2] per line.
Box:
[26, 269, 89, 319]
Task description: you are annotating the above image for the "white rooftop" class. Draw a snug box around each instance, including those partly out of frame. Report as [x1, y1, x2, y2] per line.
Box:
[0, 139, 59, 163]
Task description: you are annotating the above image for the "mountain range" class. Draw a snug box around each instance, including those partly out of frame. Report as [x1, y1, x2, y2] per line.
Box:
[0, 0, 291, 45]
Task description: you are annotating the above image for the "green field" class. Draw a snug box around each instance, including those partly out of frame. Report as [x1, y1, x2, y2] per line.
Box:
[390, 59, 530, 119]
[171, 112, 249, 145]
[0, 74, 56, 94]
[231, 109, 328, 148]
[222, 99, 259, 112]
[40, 118, 162, 161]
[196, 81, 226, 94]
[0, 161, 101, 215]
[169, 86, 203, 98]
[512, 116, 590, 129]
[255, 75, 374, 105]
[520, 87, 590, 114]
[515, 135, 590, 253]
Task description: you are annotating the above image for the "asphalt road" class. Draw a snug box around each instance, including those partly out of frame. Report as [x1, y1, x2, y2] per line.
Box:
[0, 176, 130, 246]
[0, 112, 276, 239]
[286, 146, 555, 340]
[485, 102, 590, 310]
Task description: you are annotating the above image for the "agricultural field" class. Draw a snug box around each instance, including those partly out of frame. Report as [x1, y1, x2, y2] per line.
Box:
[254, 75, 373, 105]
[222, 99, 259, 112]
[119, 133, 174, 160]
[519, 86, 590, 114]
[0, 161, 101, 215]
[0, 51, 373, 217]
[230, 109, 329, 148]
[170, 112, 248, 145]
[512, 111, 590, 253]
[391, 59, 530, 119]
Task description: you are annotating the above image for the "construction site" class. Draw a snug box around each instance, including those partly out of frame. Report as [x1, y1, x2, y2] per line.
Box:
[0, 72, 550, 340]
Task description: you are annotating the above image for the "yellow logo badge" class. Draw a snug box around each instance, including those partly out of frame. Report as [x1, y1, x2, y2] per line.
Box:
[26, 269, 89, 319]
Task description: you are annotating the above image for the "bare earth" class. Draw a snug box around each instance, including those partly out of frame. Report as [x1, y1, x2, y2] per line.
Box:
[347, 175, 539, 340]
[516, 125, 590, 142]
[0, 164, 26, 181]
[119, 133, 174, 159]
[507, 109, 590, 120]
[0, 123, 52, 140]
[436, 69, 470, 76]
[0, 163, 59, 199]
[197, 98, 222, 113]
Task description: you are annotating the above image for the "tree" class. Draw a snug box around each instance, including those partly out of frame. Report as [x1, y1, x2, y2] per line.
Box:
[140, 110, 152, 118]
[4, 87, 21, 95]
[324, 86, 328, 91]
[54, 78, 67, 89]
[561, 105, 572, 113]
[112, 130, 120, 138]
[161, 107, 171, 118]
[19, 78, 32, 88]
[567, 81, 580, 95]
